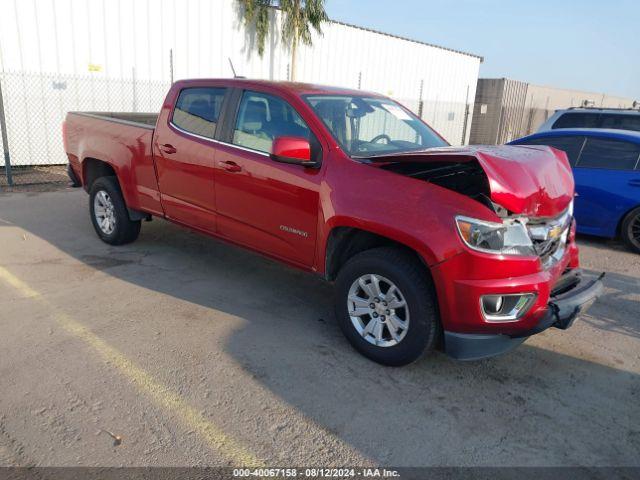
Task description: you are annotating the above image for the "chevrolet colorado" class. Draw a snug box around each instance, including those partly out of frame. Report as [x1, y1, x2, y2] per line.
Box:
[63, 79, 603, 365]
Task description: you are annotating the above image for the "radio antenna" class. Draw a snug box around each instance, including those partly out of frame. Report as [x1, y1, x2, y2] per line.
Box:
[228, 58, 244, 78]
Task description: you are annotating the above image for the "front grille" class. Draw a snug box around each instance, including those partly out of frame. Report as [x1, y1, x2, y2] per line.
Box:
[527, 209, 572, 268]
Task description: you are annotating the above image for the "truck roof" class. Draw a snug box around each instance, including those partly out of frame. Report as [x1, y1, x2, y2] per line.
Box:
[175, 78, 383, 98]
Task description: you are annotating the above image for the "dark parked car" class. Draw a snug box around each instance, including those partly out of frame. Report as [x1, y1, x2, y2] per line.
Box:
[510, 128, 640, 252]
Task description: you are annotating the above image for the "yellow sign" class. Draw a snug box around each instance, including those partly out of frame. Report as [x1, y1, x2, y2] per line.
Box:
[88, 63, 102, 72]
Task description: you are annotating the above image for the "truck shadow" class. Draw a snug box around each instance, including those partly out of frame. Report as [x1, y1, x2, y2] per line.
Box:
[1, 191, 639, 466]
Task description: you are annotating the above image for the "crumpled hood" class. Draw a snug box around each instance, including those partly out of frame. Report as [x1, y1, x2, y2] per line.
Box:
[374, 145, 575, 217]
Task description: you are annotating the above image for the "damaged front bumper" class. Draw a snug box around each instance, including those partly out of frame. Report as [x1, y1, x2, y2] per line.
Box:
[444, 270, 604, 361]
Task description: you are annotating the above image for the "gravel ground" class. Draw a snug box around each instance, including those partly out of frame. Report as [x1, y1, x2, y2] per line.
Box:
[0, 166, 68, 190]
[0, 189, 638, 468]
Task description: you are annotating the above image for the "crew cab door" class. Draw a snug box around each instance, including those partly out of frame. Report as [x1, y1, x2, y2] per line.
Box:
[153, 86, 228, 234]
[214, 89, 323, 267]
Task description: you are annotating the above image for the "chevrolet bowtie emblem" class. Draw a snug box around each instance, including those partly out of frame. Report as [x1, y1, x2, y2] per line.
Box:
[548, 226, 563, 239]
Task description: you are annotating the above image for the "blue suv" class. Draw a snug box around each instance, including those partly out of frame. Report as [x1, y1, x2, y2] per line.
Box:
[509, 129, 640, 253]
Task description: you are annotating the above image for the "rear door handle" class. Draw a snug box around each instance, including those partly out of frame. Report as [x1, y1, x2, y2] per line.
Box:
[628, 179, 640, 187]
[221, 160, 242, 173]
[160, 144, 177, 154]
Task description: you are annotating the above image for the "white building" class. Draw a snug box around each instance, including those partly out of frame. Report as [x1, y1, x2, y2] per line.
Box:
[0, 0, 482, 167]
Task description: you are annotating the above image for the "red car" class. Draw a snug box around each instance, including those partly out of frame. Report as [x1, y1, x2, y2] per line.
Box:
[63, 79, 603, 366]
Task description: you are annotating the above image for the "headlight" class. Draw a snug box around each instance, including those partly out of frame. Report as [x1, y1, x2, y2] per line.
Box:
[455, 215, 536, 256]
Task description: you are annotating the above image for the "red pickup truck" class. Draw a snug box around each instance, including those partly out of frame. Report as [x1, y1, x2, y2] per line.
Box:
[63, 79, 603, 365]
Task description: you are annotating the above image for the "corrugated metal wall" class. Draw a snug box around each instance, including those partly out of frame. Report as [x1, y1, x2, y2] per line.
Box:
[470, 78, 637, 145]
[0, 0, 482, 167]
[469, 79, 529, 144]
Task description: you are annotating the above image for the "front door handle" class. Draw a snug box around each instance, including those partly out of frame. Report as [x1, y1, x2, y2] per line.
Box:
[221, 160, 242, 173]
[628, 179, 640, 187]
[160, 144, 177, 154]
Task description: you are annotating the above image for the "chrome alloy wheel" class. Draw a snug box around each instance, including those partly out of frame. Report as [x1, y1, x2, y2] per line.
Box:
[93, 190, 116, 235]
[347, 274, 410, 347]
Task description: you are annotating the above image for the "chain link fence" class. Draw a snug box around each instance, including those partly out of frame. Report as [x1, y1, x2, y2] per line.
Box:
[0, 71, 170, 188]
[0, 70, 473, 188]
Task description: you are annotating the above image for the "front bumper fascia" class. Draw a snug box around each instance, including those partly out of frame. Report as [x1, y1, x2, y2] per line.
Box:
[444, 270, 604, 361]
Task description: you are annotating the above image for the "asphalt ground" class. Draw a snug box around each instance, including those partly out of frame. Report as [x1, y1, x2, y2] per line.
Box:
[0, 188, 638, 468]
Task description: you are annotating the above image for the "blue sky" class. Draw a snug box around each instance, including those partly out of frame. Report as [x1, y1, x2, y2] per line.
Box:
[325, 0, 640, 99]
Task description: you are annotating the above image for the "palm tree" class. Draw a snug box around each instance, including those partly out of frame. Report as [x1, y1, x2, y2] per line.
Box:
[237, 0, 328, 81]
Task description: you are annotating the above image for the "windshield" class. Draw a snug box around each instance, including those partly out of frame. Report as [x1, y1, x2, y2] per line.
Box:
[305, 95, 447, 157]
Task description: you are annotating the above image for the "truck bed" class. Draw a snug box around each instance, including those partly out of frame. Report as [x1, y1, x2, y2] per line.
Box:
[64, 111, 163, 216]
[69, 112, 158, 129]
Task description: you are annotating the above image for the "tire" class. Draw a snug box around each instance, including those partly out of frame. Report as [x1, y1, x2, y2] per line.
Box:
[89, 176, 141, 245]
[334, 247, 441, 366]
[621, 206, 640, 254]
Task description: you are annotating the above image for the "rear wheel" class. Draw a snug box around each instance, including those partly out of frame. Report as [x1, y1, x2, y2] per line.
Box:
[621, 206, 640, 254]
[334, 247, 440, 366]
[89, 176, 141, 245]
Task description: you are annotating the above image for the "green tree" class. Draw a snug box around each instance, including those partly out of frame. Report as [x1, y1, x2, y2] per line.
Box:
[238, 0, 328, 81]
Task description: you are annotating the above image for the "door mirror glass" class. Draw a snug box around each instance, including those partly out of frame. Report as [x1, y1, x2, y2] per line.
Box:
[271, 136, 312, 164]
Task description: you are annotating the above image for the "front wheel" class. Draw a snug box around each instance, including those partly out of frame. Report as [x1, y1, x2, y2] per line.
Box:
[334, 247, 441, 366]
[89, 176, 141, 245]
[621, 206, 640, 254]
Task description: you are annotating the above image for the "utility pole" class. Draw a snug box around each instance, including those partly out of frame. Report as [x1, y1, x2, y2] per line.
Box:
[461, 85, 470, 145]
[132, 67, 137, 112]
[169, 49, 174, 84]
[417, 80, 424, 118]
[0, 77, 12, 186]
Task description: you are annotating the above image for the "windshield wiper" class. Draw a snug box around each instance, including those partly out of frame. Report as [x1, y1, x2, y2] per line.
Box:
[351, 152, 392, 159]
[351, 147, 436, 160]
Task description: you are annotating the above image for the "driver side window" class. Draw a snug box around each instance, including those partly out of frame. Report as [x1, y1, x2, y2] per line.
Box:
[233, 91, 311, 154]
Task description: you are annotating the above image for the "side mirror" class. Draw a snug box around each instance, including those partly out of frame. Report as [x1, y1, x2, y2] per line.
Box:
[271, 136, 315, 166]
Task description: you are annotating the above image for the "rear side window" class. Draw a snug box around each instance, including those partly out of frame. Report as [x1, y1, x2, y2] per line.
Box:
[600, 114, 640, 132]
[552, 112, 599, 129]
[515, 135, 585, 166]
[576, 138, 640, 170]
[172, 87, 227, 139]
